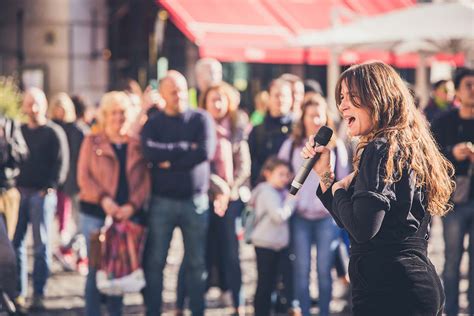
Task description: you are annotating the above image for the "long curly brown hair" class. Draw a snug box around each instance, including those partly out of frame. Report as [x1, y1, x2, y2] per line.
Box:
[335, 61, 455, 216]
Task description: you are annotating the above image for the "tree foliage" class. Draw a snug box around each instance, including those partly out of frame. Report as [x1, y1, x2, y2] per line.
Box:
[0, 76, 22, 119]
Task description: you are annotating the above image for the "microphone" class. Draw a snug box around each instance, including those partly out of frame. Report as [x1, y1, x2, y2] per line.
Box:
[289, 126, 333, 195]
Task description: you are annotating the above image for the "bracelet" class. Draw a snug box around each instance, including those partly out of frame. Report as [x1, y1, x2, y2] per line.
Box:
[321, 171, 335, 188]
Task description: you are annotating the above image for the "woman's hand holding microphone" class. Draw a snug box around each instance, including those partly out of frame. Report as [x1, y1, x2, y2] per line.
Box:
[301, 134, 355, 195]
[300, 135, 334, 193]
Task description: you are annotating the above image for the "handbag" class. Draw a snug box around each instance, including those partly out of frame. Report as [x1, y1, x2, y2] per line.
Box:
[453, 163, 473, 204]
[94, 217, 147, 296]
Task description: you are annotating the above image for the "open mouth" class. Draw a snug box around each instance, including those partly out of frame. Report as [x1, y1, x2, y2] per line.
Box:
[346, 116, 356, 127]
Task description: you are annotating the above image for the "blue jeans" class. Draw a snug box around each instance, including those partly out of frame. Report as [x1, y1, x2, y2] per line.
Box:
[144, 194, 209, 316]
[443, 199, 474, 316]
[177, 200, 244, 310]
[13, 189, 56, 298]
[80, 212, 123, 316]
[292, 214, 339, 316]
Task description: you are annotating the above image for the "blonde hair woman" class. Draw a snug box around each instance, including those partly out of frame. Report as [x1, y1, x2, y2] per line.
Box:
[77, 91, 150, 316]
[302, 61, 454, 315]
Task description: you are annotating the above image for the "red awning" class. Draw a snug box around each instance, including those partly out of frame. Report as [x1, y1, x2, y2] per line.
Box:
[158, 0, 305, 64]
[158, 0, 463, 67]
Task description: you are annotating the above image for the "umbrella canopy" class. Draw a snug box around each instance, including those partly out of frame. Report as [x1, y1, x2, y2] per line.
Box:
[291, 1, 474, 52]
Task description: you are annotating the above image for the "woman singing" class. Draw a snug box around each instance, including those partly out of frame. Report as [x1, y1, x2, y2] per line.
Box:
[302, 61, 455, 316]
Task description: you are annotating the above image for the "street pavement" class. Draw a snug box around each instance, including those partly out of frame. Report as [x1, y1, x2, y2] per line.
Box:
[20, 216, 469, 315]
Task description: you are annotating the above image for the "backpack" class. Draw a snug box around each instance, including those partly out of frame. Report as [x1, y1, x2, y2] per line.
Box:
[241, 187, 267, 245]
[241, 203, 257, 244]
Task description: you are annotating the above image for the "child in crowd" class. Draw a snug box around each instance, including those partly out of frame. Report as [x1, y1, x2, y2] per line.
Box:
[249, 156, 296, 316]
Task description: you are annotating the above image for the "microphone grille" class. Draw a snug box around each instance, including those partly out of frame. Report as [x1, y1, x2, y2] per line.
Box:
[314, 126, 333, 146]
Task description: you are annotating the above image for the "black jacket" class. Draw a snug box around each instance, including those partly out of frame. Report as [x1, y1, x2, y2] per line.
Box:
[54, 120, 89, 195]
[431, 108, 474, 199]
[248, 115, 293, 186]
[0, 116, 28, 189]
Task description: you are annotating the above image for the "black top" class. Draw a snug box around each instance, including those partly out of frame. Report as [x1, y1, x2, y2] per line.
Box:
[317, 138, 428, 247]
[248, 114, 293, 186]
[432, 109, 474, 199]
[17, 121, 69, 190]
[140, 108, 216, 199]
[53, 120, 89, 196]
[111, 143, 129, 205]
[423, 98, 453, 123]
[80, 143, 130, 219]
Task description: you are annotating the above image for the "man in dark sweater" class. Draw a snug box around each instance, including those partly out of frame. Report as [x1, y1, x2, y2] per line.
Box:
[141, 71, 216, 316]
[432, 67, 474, 316]
[13, 88, 69, 311]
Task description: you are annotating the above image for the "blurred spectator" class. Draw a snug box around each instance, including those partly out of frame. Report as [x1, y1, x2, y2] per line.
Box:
[203, 83, 250, 313]
[303, 79, 324, 99]
[303, 79, 324, 97]
[249, 157, 295, 316]
[13, 88, 69, 311]
[0, 114, 28, 240]
[280, 74, 305, 119]
[120, 78, 143, 97]
[0, 211, 17, 310]
[432, 67, 474, 316]
[177, 82, 250, 315]
[77, 91, 150, 316]
[71, 95, 96, 128]
[278, 95, 350, 316]
[140, 71, 216, 316]
[0, 112, 27, 312]
[424, 79, 455, 123]
[248, 78, 293, 186]
[47, 94, 76, 251]
[195, 58, 223, 94]
[71, 95, 93, 129]
[250, 91, 269, 127]
[49, 93, 89, 274]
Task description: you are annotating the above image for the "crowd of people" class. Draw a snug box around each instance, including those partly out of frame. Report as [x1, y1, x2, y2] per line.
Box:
[0, 58, 473, 316]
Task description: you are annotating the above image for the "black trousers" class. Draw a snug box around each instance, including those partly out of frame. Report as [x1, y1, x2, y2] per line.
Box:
[350, 239, 444, 316]
[254, 246, 292, 316]
[206, 200, 243, 307]
[0, 215, 17, 300]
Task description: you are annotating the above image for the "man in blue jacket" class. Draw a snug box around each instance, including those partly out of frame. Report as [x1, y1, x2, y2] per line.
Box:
[141, 70, 216, 316]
